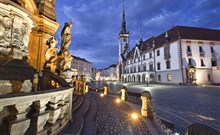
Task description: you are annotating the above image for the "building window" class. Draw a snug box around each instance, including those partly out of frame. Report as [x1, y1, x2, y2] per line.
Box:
[134, 67, 136, 72]
[167, 74, 172, 81]
[188, 58, 192, 65]
[149, 52, 152, 58]
[208, 74, 211, 82]
[201, 59, 205, 66]
[211, 46, 214, 53]
[166, 60, 171, 69]
[157, 50, 160, 56]
[211, 60, 217, 66]
[149, 64, 153, 71]
[187, 46, 191, 52]
[143, 55, 145, 60]
[143, 65, 146, 71]
[199, 46, 203, 52]
[158, 75, 161, 81]
[130, 68, 132, 73]
[157, 63, 161, 70]
[138, 67, 141, 72]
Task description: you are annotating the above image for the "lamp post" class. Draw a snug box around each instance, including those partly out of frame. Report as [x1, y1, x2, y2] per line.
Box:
[146, 74, 149, 87]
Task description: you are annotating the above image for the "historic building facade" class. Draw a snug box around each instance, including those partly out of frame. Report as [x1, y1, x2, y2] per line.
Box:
[120, 26, 220, 85]
[71, 55, 92, 81]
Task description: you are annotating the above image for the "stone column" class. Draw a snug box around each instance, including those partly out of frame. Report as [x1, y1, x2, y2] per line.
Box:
[10, 102, 32, 135]
[104, 85, 108, 95]
[121, 88, 127, 101]
[141, 96, 148, 117]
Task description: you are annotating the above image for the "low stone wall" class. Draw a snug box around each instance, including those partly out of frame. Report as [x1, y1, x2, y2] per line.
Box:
[0, 88, 73, 135]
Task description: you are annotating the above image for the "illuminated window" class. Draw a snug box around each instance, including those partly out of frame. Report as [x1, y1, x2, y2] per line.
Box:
[167, 74, 172, 81]
[158, 75, 161, 81]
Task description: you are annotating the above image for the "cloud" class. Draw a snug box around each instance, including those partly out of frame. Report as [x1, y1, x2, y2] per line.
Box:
[55, 0, 220, 68]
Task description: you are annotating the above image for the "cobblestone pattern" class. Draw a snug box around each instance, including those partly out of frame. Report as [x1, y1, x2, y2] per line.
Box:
[91, 93, 151, 135]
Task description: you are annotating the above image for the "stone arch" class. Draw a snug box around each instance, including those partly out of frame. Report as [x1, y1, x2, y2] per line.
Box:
[132, 75, 135, 82]
[128, 75, 131, 82]
[137, 74, 141, 82]
[142, 74, 146, 82]
[150, 73, 155, 82]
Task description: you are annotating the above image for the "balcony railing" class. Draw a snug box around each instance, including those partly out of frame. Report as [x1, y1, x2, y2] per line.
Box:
[164, 54, 171, 59]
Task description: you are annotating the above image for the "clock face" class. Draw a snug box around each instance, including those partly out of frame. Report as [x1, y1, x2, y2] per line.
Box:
[123, 38, 127, 42]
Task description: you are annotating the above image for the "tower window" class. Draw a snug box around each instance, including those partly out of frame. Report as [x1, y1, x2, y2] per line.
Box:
[199, 46, 203, 52]
[211, 46, 214, 53]
[187, 46, 191, 52]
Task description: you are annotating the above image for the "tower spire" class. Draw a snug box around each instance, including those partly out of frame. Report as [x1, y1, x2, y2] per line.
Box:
[120, 0, 128, 34]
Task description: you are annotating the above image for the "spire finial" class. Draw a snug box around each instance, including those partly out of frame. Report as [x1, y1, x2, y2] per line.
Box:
[139, 24, 143, 43]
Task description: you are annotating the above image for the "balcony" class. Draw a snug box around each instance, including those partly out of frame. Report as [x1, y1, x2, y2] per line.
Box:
[164, 54, 171, 60]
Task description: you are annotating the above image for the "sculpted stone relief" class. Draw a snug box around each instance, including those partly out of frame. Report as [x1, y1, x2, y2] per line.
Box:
[45, 36, 58, 67]
[0, 12, 31, 59]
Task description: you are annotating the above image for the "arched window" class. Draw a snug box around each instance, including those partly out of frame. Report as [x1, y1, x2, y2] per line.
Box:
[167, 74, 172, 81]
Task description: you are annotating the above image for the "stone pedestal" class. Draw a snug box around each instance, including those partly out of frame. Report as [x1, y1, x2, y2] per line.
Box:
[141, 96, 148, 117]
[121, 89, 126, 101]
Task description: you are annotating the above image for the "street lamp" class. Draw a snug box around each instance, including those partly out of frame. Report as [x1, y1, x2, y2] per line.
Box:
[146, 74, 149, 87]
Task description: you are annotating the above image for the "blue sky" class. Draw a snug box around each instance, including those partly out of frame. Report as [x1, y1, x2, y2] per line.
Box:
[55, 0, 220, 69]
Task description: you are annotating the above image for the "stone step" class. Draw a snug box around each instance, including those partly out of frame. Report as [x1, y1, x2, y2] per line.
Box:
[62, 95, 91, 135]
[72, 96, 84, 112]
[81, 96, 98, 135]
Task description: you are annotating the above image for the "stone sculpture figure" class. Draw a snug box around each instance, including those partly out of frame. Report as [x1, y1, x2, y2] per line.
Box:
[44, 36, 58, 72]
[60, 19, 72, 53]
[58, 19, 73, 72]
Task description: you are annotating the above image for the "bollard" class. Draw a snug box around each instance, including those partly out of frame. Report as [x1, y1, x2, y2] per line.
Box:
[141, 96, 148, 117]
[104, 85, 108, 95]
[85, 84, 89, 93]
[141, 91, 151, 117]
[121, 86, 127, 101]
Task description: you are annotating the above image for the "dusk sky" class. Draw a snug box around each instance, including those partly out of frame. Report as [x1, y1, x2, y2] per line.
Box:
[55, 0, 220, 69]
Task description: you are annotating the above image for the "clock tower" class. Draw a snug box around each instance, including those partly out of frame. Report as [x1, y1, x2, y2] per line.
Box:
[119, 1, 129, 63]
[118, 0, 129, 81]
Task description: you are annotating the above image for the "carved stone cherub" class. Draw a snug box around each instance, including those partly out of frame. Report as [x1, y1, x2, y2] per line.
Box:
[45, 36, 58, 66]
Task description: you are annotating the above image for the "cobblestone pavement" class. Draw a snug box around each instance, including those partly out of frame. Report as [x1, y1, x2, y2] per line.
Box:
[91, 92, 151, 135]
[100, 82, 220, 135]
